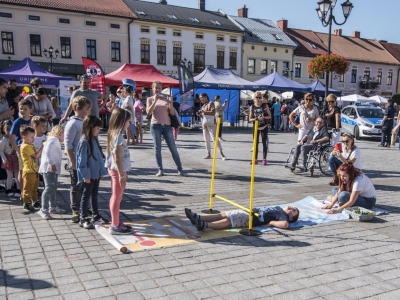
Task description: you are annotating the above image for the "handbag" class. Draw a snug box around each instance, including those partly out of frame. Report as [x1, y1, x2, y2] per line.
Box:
[202, 102, 215, 126]
[169, 113, 180, 128]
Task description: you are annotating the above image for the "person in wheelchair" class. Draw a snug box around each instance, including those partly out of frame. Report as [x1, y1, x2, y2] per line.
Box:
[286, 117, 329, 171]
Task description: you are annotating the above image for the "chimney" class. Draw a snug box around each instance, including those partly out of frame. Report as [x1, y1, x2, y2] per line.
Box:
[352, 31, 360, 38]
[199, 0, 205, 11]
[159, 0, 167, 4]
[333, 29, 342, 36]
[238, 5, 248, 18]
[277, 20, 288, 32]
[379, 40, 388, 43]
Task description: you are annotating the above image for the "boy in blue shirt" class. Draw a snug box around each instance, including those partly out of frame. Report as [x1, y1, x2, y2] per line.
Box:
[10, 100, 33, 194]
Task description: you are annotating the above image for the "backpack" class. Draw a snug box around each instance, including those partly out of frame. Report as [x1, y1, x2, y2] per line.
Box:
[280, 106, 287, 115]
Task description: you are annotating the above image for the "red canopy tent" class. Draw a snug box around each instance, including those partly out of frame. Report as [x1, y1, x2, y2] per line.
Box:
[105, 64, 179, 88]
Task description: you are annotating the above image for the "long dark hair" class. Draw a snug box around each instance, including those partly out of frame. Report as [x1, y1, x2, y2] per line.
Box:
[338, 162, 363, 193]
[81, 116, 102, 160]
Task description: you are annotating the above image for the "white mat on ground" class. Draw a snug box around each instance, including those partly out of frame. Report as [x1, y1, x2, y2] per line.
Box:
[321, 198, 389, 216]
[256, 196, 349, 232]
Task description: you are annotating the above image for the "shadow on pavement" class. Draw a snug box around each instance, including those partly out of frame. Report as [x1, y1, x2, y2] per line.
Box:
[1, 270, 54, 289]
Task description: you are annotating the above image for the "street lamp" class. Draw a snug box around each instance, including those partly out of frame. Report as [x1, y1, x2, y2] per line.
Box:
[43, 45, 59, 73]
[315, 0, 354, 101]
[282, 68, 294, 79]
[180, 57, 192, 71]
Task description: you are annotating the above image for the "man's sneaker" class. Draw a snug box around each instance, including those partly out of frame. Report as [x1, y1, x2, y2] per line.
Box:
[71, 210, 80, 223]
[37, 209, 53, 220]
[92, 214, 109, 224]
[49, 207, 66, 214]
[298, 165, 307, 172]
[194, 218, 207, 231]
[33, 201, 41, 208]
[109, 224, 132, 235]
[79, 218, 94, 229]
[286, 163, 295, 170]
[185, 208, 200, 225]
[13, 189, 21, 198]
[6, 189, 14, 197]
[23, 203, 35, 211]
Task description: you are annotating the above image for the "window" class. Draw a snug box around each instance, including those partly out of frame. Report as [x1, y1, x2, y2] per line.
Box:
[351, 68, 357, 83]
[29, 15, 40, 21]
[190, 17, 199, 22]
[216, 35, 224, 41]
[111, 42, 121, 62]
[294, 63, 301, 77]
[194, 48, 205, 73]
[157, 28, 166, 35]
[59, 18, 70, 24]
[217, 51, 224, 68]
[261, 60, 267, 74]
[196, 32, 203, 39]
[173, 46, 181, 66]
[339, 74, 344, 82]
[387, 71, 393, 85]
[248, 59, 255, 74]
[86, 21, 96, 26]
[307, 42, 317, 49]
[364, 70, 370, 77]
[377, 70, 382, 84]
[0, 12, 12, 18]
[141, 26, 150, 33]
[211, 20, 221, 25]
[282, 61, 289, 70]
[86, 39, 96, 60]
[270, 61, 277, 74]
[272, 34, 282, 40]
[141, 44, 150, 63]
[320, 72, 324, 79]
[30, 34, 41, 56]
[136, 10, 146, 16]
[230, 36, 237, 43]
[229, 51, 237, 69]
[167, 14, 177, 20]
[60, 37, 71, 58]
[1, 32, 14, 54]
[157, 46, 166, 65]
[173, 30, 181, 37]
[110, 23, 120, 29]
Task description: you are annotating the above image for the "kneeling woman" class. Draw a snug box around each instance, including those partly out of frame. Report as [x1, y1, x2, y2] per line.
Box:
[322, 163, 376, 214]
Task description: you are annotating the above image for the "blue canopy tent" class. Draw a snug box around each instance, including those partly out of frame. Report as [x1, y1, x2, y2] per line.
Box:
[193, 68, 265, 123]
[254, 72, 312, 93]
[0, 57, 71, 86]
[307, 80, 342, 96]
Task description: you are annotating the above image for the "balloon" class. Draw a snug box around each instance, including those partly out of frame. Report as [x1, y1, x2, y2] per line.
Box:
[23, 86, 30, 93]
[22, 91, 27, 98]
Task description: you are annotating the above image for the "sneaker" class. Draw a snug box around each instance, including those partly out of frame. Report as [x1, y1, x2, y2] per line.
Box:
[203, 155, 211, 159]
[33, 201, 41, 208]
[37, 209, 53, 220]
[262, 159, 267, 166]
[155, 171, 163, 177]
[221, 156, 226, 161]
[13, 189, 21, 198]
[118, 222, 132, 230]
[6, 189, 14, 197]
[79, 218, 94, 229]
[71, 210, 80, 223]
[194, 218, 207, 231]
[298, 165, 307, 172]
[49, 207, 66, 214]
[178, 171, 187, 177]
[109, 224, 132, 235]
[23, 203, 35, 211]
[87, 208, 93, 216]
[92, 214, 109, 224]
[286, 163, 295, 170]
[250, 160, 258, 165]
[185, 208, 200, 225]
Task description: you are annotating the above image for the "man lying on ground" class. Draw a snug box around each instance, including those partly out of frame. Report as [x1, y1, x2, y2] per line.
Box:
[185, 206, 299, 231]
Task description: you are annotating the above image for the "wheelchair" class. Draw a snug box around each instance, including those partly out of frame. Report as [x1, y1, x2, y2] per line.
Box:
[285, 142, 333, 176]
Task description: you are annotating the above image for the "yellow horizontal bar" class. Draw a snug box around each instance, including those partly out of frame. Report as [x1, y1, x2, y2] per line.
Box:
[213, 195, 259, 217]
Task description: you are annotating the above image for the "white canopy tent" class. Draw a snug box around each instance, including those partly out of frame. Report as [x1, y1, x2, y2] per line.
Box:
[338, 94, 374, 108]
[368, 95, 388, 104]
[240, 90, 282, 101]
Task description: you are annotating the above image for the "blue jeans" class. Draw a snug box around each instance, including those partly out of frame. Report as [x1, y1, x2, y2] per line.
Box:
[332, 187, 376, 209]
[274, 116, 281, 130]
[328, 155, 342, 174]
[80, 178, 100, 219]
[150, 124, 183, 172]
[41, 173, 58, 211]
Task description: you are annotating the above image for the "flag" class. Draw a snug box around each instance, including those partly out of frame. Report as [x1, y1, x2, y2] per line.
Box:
[177, 64, 194, 95]
[82, 57, 106, 95]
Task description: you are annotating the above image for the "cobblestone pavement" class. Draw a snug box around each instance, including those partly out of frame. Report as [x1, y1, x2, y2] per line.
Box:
[0, 127, 399, 300]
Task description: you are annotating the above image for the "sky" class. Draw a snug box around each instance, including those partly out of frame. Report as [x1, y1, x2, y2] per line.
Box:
[144, 0, 399, 44]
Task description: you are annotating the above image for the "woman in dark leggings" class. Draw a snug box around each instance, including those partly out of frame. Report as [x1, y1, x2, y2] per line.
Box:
[249, 91, 271, 165]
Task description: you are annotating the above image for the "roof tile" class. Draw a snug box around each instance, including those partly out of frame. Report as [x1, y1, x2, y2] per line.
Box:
[285, 28, 326, 57]
[379, 42, 400, 63]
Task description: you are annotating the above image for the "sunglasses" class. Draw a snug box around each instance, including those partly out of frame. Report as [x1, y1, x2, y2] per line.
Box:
[327, 101, 335, 104]
[342, 139, 350, 143]
[306, 98, 314, 101]
[80, 75, 90, 79]
[31, 84, 39, 88]
[255, 97, 262, 99]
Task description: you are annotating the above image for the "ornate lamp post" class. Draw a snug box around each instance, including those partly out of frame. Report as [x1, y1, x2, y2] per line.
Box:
[180, 57, 192, 71]
[43, 46, 59, 73]
[282, 68, 294, 79]
[316, 0, 354, 101]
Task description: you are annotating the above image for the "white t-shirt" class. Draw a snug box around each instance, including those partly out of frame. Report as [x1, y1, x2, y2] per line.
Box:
[342, 145, 361, 170]
[34, 135, 47, 164]
[105, 135, 131, 172]
[292, 105, 320, 131]
[353, 174, 376, 198]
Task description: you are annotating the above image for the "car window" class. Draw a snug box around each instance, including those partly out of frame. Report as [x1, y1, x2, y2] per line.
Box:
[357, 108, 384, 118]
[342, 108, 349, 115]
[349, 108, 356, 116]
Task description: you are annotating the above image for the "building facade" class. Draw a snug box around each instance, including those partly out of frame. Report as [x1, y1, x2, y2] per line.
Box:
[0, 0, 136, 79]
[123, 0, 243, 78]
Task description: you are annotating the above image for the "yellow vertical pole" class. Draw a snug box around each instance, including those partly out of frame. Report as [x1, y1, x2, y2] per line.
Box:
[248, 120, 258, 230]
[209, 116, 221, 212]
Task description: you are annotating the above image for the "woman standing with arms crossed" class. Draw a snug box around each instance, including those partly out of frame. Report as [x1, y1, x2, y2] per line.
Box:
[146, 81, 186, 177]
[248, 91, 271, 165]
[289, 93, 319, 143]
[213, 95, 227, 141]
[324, 94, 341, 146]
[197, 93, 226, 160]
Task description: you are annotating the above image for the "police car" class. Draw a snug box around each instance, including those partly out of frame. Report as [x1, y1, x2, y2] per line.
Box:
[341, 102, 384, 140]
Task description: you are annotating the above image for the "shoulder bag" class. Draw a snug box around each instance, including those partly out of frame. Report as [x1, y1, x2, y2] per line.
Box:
[202, 102, 215, 126]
